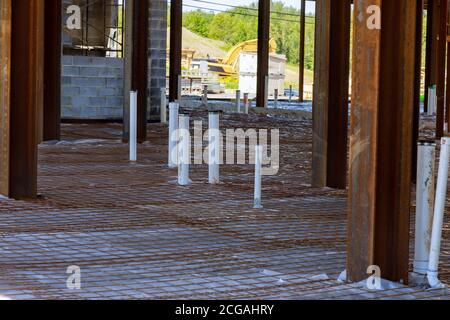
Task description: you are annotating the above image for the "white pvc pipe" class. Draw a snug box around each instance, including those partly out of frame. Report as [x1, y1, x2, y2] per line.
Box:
[264, 76, 269, 108]
[414, 141, 436, 275]
[236, 90, 241, 113]
[168, 102, 180, 168]
[289, 85, 293, 103]
[160, 88, 167, 124]
[428, 87, 437, 116]
[427, 137, 450, 288]
[427, 88, 432, 116]
[208, 111, 220, 184]
[129, 91, 138, 162]
[203, 85, 208, 106]
[178, 114, 190, 186]
[244, 93, 249, 114]
[254, 145, 263, 209]
[178, 75, 182, 104]
[274, 89, 279, 109]
[434, 88, 438, 114]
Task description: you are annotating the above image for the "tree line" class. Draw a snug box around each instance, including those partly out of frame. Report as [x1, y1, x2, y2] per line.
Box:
[182, 1, 316, 70]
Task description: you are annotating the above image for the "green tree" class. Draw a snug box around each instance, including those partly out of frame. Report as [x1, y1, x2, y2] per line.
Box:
[182, 1, 316, 70]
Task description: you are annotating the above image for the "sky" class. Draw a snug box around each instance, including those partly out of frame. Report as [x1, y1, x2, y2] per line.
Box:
[183, 0, 316, 14]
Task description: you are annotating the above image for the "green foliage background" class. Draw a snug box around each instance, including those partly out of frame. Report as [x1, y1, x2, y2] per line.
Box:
[182, 1, 316, 70]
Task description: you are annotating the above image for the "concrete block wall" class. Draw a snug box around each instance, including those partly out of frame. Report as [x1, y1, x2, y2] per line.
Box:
[59, 0, 167, 121]
[148, 0, 168, 121]
[61, 56, 124, 119]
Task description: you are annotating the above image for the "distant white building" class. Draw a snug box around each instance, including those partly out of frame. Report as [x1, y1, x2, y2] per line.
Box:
[238, 52, 286, 95]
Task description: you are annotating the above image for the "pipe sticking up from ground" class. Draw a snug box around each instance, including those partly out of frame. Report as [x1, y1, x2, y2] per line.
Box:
[208, 111, 220, 184]
[177, 75, 182, 105]
[274, 89, 279, 109]
[160, 88, 167, 124]
[202, 85, 208, 107]
[254, 145, 263, 209]
[263, 76, 269, 108]
[427, 86, 436, 116]
[427, 137, 450, 288]
[129, 91, 137, 162]
[236, 90, 241, 113]
[168, 102, 180, 168]
[414, 141, 436, 275]
[244, 93, 249, 114]
[178, 113, 190, 186]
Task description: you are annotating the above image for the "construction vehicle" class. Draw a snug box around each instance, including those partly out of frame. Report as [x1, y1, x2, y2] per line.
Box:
[192, 38, 278, 78]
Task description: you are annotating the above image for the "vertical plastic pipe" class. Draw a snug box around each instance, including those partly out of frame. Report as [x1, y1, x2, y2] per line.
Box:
[264, 76, 269, 108]
[178, 113, 190, 186]
[434, 87, 437, 115]
[428, 87, 436, 116]
[203, 85, 208, 107]
[254, 145, 263, 209]
[274, 89, 279, 109]
[432, 86, 437, 115]
[428, 87, 433, 116]
[168, 102, 180, 168]
[427, 137, 450, 288]
[208, 111, 220, 184]
[244, 93, 249, 114]
[160, 88, 167, 124]
[414, 141, 436, 275]
[177, 75, 182, 105]
[236, 90, 241, 113]
[129, 91, 137, 162]
[289, 85, 293, 103]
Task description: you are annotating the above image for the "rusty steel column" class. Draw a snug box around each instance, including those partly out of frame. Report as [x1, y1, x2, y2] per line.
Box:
[9, 0, 44, 199]
[348, 0, 417, 283]
[169, 0, 182, 103]
[312, 0, 351, 189]
[447, 42, 450, 125]
[256, 0, 270, 108]
[123, 0, 133, 142]
[298, 0, 306, 102]
[424, 0, 435, 113]
[43, 0, 61, 141]
[436, 0, 448, 135]
[132, 0, 149, 143]
[0, 0, 11, 197]
[447, 1, 450, 126]
[412, 0, 424, 181]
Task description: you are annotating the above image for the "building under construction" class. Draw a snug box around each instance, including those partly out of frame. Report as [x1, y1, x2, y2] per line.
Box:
[0, 0, 450, 301]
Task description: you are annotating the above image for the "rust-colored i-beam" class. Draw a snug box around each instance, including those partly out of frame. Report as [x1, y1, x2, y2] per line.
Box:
[132, 0, 149, 142]
[448, 1, 450, 125]
[412, 0, 425, 181]
[447, 45, 450, 127]
[169, 0, 182, 103]
[256, 0, 270, 108]
[0, 0, 11, 197]
[437, 0, 448, 134]
[348, 0, 417, 283]
[312, 0, 351, 189]
[43, 0, 61, 141]
[424, 0, 435, 114]
[8, 0, 44, 199]
[298, 0, 306, 102]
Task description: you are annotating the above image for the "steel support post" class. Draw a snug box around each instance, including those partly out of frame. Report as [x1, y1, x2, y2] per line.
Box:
[348, 0, 417, 283]
[256, 0, 270, 108]
[312, 0, 351, 189]
[169, 0, 182, 103]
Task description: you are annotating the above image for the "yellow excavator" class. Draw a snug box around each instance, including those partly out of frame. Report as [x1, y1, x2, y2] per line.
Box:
[206, 38, 277, 77]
